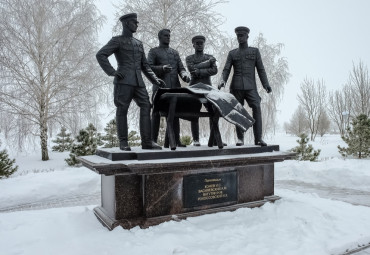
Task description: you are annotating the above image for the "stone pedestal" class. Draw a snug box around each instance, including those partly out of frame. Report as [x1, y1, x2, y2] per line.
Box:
[80, 145, 294, 230]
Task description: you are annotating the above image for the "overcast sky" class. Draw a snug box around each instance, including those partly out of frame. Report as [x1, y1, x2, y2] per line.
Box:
[95, 0, 370, 125]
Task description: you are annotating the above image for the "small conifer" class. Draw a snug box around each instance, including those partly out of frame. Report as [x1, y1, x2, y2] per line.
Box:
[65, 123, 99, 166]
[290, 133, 321, 161]
[338, 114, 370, 159]
[52, 127, 73, 152]
[101, 119, 119, 148]
[0, 140, 18, 179]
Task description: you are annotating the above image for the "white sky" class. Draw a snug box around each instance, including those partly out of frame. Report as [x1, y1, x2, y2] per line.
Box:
[95, 0, 370, 125]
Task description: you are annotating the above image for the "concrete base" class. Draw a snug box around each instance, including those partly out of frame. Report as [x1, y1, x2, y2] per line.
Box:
[80, 146, 294, 230]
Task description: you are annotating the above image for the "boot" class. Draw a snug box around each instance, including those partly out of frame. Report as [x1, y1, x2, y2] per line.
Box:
[119, 141, 131, 151]
[142, 141, 162, 150]
[255, 139, 267, 146]
[236, 139, 244, 146]
[116, 109, 130, 151]
[193, 140, 201, 146]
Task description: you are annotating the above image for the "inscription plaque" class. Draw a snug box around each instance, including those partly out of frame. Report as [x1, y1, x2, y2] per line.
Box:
[183, 171, 237, 208]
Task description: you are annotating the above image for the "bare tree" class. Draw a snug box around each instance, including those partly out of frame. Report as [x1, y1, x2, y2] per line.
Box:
[285, 105, 309, 136]
[0, 0, 106, 160]
[347, 61, 370, 117]
[298, 78, 327, 141]
[317, 110, 331, 137]
[327, 84, 352, 136]
[327, 61, 369, 136]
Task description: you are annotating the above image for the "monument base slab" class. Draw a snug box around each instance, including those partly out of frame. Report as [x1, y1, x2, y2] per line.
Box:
[80, 145, 294, 230]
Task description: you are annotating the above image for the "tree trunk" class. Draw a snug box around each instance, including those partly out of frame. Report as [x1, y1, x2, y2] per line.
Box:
[40, 121, 49, 161]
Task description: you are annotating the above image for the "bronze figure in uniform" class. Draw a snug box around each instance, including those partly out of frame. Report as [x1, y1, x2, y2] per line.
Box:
[148, 29, 190, 147]
[186, 35, 218, 146]
[96, 13, 165, 151]
[219, 26, 272, 146]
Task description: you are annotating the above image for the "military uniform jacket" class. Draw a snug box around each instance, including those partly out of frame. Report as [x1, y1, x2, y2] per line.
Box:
[222, 47, 270, 91]
[147, 46, 186, 91]
[96, 36, 158, 87]
[186, 54, 218, 86]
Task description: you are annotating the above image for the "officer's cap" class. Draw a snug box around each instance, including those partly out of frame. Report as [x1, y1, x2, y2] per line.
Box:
[234, 26, 250, 34]
[192, 35, 206, 43]
[119, 13, 137, 22]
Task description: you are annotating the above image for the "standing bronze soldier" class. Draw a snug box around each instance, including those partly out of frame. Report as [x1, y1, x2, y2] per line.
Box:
[186, 35, 218, 146]
[96, 13, 165, 151]
[219, 26, 272, 146]
[148, 29, 190, 147]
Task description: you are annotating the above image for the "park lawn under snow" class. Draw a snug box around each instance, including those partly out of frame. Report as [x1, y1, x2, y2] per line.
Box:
[0, 133, 370, 255]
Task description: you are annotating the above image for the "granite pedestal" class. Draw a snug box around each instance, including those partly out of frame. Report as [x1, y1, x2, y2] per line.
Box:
[80, 145, 294, 230]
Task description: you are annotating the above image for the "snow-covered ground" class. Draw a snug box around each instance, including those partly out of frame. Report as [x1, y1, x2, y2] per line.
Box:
[1, 133, 370, 255]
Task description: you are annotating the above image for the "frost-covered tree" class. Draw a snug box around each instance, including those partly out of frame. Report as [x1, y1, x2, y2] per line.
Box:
[327, 85, 352, 136]
[52, 127, 73, 152]
[0, 0, 106, 160]
[285, 105, 309, 136]
[113, 0, 226, 55]
[317, 110, 331, 137]
[254, 34, 290, 136]
[101, 119, 119, 148]
[290, 133, 321, 162]
[0, 139, 18, 179]
[347, 61, 370, 117]
[65, 123, 99, 166]
[298, 78, 327, 141]
[338, 114, 370, 159]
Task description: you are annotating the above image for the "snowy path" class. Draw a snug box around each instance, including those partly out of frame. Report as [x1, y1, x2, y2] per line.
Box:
[1, 180, 369, 214]
[276, 181, 370, 255]
[0, 192, 100, 213]
[276, 180, 370, 207]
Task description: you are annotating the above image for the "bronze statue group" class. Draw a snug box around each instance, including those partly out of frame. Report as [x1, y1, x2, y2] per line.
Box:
[96, 13, 272, 151]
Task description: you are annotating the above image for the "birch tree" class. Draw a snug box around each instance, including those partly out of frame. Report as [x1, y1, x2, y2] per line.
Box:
[254, 34, 290, 136]
[298, 78, 327, 141]
[0, 0, 106, 160]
